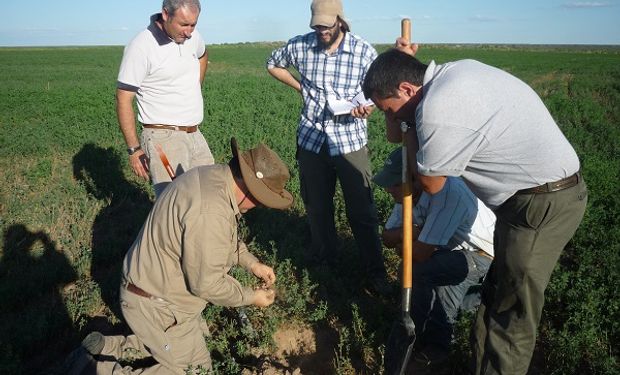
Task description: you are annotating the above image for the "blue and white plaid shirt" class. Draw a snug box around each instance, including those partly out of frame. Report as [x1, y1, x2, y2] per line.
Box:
[267, 32, 377, 156]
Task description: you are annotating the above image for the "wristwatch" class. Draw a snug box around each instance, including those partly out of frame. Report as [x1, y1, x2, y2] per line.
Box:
[127, 145, 141, 155]
[400, 121, 411, 133]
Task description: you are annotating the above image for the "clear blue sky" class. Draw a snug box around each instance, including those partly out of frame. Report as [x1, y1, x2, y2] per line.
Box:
[2, 0, 619, 46]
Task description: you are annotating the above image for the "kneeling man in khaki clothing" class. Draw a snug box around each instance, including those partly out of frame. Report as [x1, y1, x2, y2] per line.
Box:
[67, 138, 293, 374]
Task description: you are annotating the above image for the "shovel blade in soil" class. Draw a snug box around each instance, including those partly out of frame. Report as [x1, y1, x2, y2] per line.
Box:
[385, 313, 416, 375]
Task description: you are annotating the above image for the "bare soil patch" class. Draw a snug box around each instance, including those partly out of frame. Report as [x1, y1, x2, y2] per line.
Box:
[243, 324, 338, 375]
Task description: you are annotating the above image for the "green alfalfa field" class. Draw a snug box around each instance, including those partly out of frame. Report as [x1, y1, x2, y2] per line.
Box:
[0, 43, 619, 374]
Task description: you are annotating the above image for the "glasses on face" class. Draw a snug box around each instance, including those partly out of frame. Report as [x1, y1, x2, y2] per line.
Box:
[312, 21, 338, 31]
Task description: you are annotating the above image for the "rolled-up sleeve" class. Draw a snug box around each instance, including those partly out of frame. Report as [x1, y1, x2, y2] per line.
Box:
[237, 240, 259, 271]
[181, 213, 255, 307]
[266, 42, 292, 69]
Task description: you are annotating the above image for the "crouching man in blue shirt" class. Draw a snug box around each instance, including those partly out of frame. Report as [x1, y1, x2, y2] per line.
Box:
[374, 147, 496, 369]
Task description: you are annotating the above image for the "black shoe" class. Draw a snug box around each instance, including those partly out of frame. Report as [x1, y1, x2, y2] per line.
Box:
[82, 331, 105, 355]
[62, 346, 97, 375]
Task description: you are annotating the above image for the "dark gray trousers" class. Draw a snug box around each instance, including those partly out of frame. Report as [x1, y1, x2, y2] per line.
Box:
[297, 143, 386, 278]
[472, 177, 587, 375]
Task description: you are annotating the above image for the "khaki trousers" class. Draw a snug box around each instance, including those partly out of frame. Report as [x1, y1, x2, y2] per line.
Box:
[94, 287, 211, 374]
[472, 178, 587, 375]
[141, 127, 214, 198]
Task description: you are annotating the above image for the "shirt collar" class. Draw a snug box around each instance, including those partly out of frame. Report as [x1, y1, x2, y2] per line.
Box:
[148, 13, 173, 46]
[225, 166, 242, 218]
[423, 60, 438, 86]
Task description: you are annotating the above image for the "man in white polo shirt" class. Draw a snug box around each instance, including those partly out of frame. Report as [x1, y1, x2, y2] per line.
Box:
[374, 147, 495, 369]
[117, 0, 214, 197]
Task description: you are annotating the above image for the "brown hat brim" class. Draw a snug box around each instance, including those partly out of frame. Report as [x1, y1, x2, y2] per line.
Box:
[231, 138, 293, 210]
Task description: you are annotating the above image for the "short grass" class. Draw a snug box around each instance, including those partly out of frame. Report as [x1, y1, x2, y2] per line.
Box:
[0, 43, 619, 374]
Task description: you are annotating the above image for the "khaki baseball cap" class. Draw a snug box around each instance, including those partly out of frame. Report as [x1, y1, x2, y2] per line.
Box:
[310, 0, 349, 29]
[231, 138, 293, 210]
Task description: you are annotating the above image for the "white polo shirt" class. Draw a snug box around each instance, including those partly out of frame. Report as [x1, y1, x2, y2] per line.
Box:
[117, 14, 206, 126]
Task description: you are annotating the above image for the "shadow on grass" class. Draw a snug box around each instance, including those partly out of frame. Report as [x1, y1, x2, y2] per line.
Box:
[72, 143, 152, 318]
[0, 224, 77, 374]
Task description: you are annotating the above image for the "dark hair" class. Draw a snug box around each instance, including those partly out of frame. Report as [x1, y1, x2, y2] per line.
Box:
[362, 49, 428, 99]
[337, 16, 350, 32]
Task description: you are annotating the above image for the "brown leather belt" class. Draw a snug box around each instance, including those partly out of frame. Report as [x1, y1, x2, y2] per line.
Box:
[143, 124, 198, 133]
[516, 171, 581, 195]
[124, 282, 163, 301]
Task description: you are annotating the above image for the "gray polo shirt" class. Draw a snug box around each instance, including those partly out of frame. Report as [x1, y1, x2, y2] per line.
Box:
[117, 14, 206, 126]
[415, 59, 580, 209]
[122, 165, 258, 316]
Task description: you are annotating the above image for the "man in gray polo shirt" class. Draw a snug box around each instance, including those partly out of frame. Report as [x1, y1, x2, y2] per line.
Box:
[117, 0, 214, 197]
[363, 48, 587, 374]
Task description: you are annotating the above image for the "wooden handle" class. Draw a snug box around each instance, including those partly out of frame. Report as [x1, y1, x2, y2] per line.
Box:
[401, 18, 411, 43]
[401, 149, 413, 288]
[401, 19, 414, 289]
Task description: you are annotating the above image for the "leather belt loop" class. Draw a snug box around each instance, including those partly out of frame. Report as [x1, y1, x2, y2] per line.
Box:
[142, 124, 198, 133]
[516, 171, 581, 195]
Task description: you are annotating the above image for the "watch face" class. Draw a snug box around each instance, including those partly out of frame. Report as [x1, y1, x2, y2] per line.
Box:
[400, 122, 410, 132]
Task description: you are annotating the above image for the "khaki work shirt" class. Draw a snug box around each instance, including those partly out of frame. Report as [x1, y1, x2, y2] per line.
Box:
[122, 164, 258, 316]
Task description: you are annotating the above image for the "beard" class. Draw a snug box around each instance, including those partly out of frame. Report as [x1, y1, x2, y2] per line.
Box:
[317, 26, 342, 49]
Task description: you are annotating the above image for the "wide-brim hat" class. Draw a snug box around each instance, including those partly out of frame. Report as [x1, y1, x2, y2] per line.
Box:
[373, 147, 403, 188]
[231, 138, 293, 210]
[310, 0, 349, 30]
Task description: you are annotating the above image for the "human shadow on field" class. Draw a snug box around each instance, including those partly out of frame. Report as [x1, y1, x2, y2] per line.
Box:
[73, 143, 152, 319]
[0, 224, 77, 374]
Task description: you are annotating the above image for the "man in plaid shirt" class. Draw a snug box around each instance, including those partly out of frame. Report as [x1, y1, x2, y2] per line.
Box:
[267, 0, 390, 294]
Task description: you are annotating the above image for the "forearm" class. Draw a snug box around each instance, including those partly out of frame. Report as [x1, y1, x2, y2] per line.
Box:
[199, 50, 208, 86]
[382, 228, 402, 248]
[385, 115, 403, 143]
[402, 127, 447, 194]
[116, 89, 139, 147]
[383, 224, 421, 249]
[267, 67, 301, 93]
[237, 241, 259, 271]
[412, 240, 436, 263]
[403, 127, 419, 176]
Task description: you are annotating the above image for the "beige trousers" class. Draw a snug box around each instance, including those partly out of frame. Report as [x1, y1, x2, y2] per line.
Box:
[94, 287, 211, 374]
[141, 127, 214, 198]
